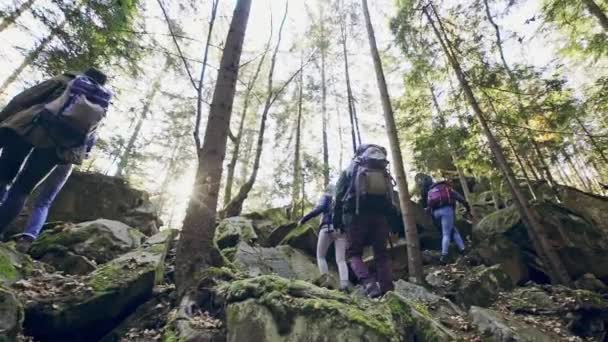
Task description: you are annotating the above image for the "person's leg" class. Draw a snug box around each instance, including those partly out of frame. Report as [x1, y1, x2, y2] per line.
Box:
[434, 207, 452, 257]
[333, 232, 350, 289]
[0, 148, 58, 231]
[22, 164, 73, 239]
[0, 130, 32, 200]
[316, 226, 332, 275]
[346, 214, 371, 283]
[447, 208, 465, 251]
[371, 214, 393, 294]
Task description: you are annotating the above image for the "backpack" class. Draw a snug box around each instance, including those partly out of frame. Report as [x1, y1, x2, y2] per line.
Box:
[344, 144, 394, 214]
[38, 75, 111, 149]
[427, 181, 454, 210]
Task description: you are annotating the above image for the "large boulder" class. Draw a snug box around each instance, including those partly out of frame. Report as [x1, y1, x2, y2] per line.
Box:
[29, 219, 146, 273]
[0, 243, 33, 285]
[473, 202, 608, 284]
[22, 229, 177, 341]
[469, 306, 554, 342]
[456, 264, 513, 308]
[214, 217, 257, 250]
[232, 242, 320, 282]
[4, 171, 160, 238]
[221, 275, 456, 342]
[279, 223, 318, 257]
[0, 286, 23, 341]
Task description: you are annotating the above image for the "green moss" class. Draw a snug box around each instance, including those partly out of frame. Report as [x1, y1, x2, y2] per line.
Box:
[409, 301, 432, 319]
[280, 223, 313, 244]
[221, 247, 236, 261]
[221, 275, 404, 338]
[29, 226, 91, 257]
[0, 251, 18, 284]
[162, 327, 179, 342]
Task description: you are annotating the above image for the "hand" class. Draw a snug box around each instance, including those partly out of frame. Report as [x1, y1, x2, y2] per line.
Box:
[297, 219, 304, 226]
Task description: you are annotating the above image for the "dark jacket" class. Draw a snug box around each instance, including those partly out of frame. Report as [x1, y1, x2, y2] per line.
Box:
[301, 193, 333, 228]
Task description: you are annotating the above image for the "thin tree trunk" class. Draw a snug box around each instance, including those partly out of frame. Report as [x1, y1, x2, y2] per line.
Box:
[0, 0, 37, 33]
[488, 179, 501, 210]
[563, 150, 588, 190]
[582, 0, 608, 31]
[175, 0, 252, 298]
[194, 0, 219, 149]
[362, 0, 424, 284]
[503, 129, 537, 199]
[291, 53, 304, 219]
[425, 3, 571, 285]
[321, 9, 330, 189]
[0, 22, 64, 95]
[222, 2, 291, 218]
[341, 19, 358, 153]
[115, 70, 164, 177]
[531, 138, 559, 193]
[574, 115, 608, 164]
[223, 43, 269, 206]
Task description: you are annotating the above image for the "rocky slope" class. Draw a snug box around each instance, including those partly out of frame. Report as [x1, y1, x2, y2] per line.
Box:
[1, 173, 607, 342]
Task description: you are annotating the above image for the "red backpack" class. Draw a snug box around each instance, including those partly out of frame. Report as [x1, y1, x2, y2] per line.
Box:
[426, 182, 454, 210]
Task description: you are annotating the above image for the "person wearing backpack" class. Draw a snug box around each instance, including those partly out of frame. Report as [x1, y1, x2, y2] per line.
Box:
[299, 184, 350, 291]
[426, 179, 470, 264]
[0, 68, 110, 235]
[333, 144, 397, 298]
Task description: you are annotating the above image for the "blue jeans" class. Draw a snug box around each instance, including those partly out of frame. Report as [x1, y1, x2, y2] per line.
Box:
[22, 164, 73, 239]
[433, 206, 465, 256]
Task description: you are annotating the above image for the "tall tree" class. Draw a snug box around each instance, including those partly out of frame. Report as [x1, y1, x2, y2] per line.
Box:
[320, 5, 330, 188]
[175, 0, 252, 298]
[291, 53, 305, 217]
[0, 0, 37, 33]
[424, 2, 571, 285]
[362, 0, 424, 284]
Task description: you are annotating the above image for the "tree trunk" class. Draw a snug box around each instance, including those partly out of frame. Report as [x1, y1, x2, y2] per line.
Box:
[175, 0, 252, 298]
[115, 70, 164, 178]
[0, 0, 37, 33]
[563, 149, 589, 190]
[223, 45, 268, 206]
[0, 22, 64, 96]
[341, 20, 358, 153]
[291, 53, 304, 219]
[321, 10, 330, 189]
[488, 178, 501, 210]
[503, 129, 537, 199]
[425, 3, 571, 285]
[574, 115, 608, 165]
[582, 0, 608, 31]
[222, 2, 290, 218]
[362, 0, 424, 284]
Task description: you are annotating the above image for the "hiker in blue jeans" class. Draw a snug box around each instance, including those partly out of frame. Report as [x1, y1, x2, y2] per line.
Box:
[426, 180, 470, 264]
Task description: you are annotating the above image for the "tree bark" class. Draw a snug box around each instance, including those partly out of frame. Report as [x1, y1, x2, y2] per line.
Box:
[503, 129, 537, 199]
[175, 0, 252, 298]
[291, 53, 305, 218]
[0, 0, 37, 33]
[321, 8, 330, 189]
[115, 70, 164, 178]
[340, 18, 358, 153]
[425, 3, 571, 285]
[582, 0, 608, 31]
[362, 0, 424, 284]
[223, 43, 269, 206]
[222, 2, 291, 218]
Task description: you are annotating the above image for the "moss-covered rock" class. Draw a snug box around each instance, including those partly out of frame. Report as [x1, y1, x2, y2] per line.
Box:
[0, 286, 23, 342]
[456, 264, 513, 308]
[473, 202, 608, 283]
[232, 242, 320, 282]
[469, 306, 554, 342]
[23, 229, 177, 341]
[279, 223, 318, 257]
[0, 243, 33, 285]
[29, 219, 146, 272]
[214, 217, 257, 250]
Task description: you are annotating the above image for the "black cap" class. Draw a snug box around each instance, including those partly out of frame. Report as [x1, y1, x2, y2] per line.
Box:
[83, 67, 108, 85]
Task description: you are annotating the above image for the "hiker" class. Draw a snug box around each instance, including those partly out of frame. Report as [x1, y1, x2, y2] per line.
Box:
[426, 179, 470, 264]
[0, 68, 111, 236]
[299, 184, 350, 291]
[415, 173, 434, 208]
[333, 144, 397, 298]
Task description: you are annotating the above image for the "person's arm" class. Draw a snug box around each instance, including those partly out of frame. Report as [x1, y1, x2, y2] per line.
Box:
[300, 195, 329, 225]
[332, 170, 348, 228]
[0, 78, 66, 122]
[451, 190, 470, 210]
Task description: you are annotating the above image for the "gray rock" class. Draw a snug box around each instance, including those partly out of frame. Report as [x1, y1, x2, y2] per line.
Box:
[0, 243, 33, 285]
[574, 273, 607, 293]
[23, 229, 177, 341]
[469, 306, 553, 342]
[233, 242, 320, 281]
[457, 264, 513, 308]
[38, 250, 96, 275]
[0, 286, 23, 341]
[214, 217, 257, 250]
[30, 219, 146, 268]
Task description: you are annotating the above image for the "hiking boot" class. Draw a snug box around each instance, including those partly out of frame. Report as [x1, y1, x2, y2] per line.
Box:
[439, 255, 448, 265]
[364, 282, 382, 298]
[339, 280, 351, 293]
[14, 235, 34, 253]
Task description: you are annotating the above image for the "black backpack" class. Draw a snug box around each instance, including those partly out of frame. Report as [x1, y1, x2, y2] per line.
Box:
[343, 144, 394, 214]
